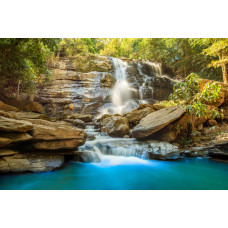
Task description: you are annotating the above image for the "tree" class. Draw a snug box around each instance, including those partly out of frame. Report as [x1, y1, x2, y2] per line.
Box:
[170, 73, 223, 119]
[0, 38, 60, 98]
[203, 38, 228, 84]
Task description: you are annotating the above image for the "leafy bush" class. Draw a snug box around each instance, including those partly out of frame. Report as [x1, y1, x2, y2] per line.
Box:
[169, 73, 223, 119]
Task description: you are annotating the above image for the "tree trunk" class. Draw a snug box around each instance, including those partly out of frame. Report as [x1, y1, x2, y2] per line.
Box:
[222, 49, 228, 84]
[17, 80, 21, 100]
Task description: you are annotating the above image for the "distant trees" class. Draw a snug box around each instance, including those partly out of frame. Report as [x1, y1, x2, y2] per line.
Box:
[1, 38, 227, 100]
[0, 38, 60, 98]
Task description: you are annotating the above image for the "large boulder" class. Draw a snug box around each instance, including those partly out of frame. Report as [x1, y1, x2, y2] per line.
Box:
[0, 101, 20, 112]
[132, 105, 186, 139]
[100, 115, 130, 137]
[0, 153, 64, 173]
[24, 102, 44, 113]
[0, 116, 33, 133]
[32, 123, 86, 142]
[124, 106, 154, 125]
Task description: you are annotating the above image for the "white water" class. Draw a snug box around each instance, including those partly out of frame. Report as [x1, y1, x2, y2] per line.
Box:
[98, 57, 138, 116]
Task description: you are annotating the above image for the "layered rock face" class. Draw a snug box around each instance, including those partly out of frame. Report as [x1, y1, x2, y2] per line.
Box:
[0, 101, 87, 173]
[37, 55, 175, 117]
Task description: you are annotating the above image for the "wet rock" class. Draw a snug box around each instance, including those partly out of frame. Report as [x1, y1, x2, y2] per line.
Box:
[100, 115, 130, 137]
[147, 141, 180, 161]
[100, 73, 116, 87]
[132, 105, 186, 139]
[181, 148, 208, 157]
[0, 132, 33, 143]
[24, 102, 44, 113]
[73, 151, 101, 163]
[69, 119, 86, 129]
[0, 101, 20, 112]
[0, 137, 12, 148]
[0, 116, 33, 133]
[87, 134, 96, 140]
[208, 147, 228, 160]
[0, 153, 64, 173]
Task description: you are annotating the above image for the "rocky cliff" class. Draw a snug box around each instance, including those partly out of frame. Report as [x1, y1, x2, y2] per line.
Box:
[37, 55, 176, 118]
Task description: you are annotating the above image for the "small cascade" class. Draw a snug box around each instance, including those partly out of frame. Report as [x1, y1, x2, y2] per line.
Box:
[137, 61, 163, 100]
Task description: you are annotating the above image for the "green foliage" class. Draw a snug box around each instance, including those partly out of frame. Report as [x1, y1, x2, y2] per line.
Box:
[0, 38, 60, 97]
[169, 73, 223, 119]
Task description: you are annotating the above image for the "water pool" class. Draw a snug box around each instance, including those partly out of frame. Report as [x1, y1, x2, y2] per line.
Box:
[0, 156, 228, 190]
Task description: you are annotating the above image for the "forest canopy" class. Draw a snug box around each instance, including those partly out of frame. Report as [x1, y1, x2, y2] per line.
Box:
[0, 38, 228, 98]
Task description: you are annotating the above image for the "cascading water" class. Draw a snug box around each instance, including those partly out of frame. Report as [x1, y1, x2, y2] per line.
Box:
[83, 57, 177, 162]
[98, 57, 138, 116]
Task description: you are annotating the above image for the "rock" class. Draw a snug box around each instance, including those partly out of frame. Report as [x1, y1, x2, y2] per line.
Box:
[137, 103, 154, 110]
[153, 103, 166, 110]
[197, 124, 204, 131]
[32, 123, 86, 142]
[100, 73, 116, 87]
[38, 56, 175, 117]
[123, 135, 130, 138]
[66, 119, 86, 129]
[181, 149, 208, 157]
[147, 141, 180, 160]
[0, 137, 12, 148]
[24, 102, 44, 113]
[202, 128, 210, 135]
[124, 106, 154, 124]
[208, 147, 228, 160]
[0, 110, 17, 119]
[132, 105, 186, 139]
[0, 101, 20, 112]
[14, 112, 49, 120]
[97, 114, 112, 122]
[0, 149, 18, 157]
[87, 134, 96, 140]
[0, 132, 33, 143]
[33, 139, 85, 150]
[150, 124, 177, 142]
[100, 115, 130, 137]
[0, 116, 33, 133]
[208, 119, 217, 126]
[0, 153, 64, 173]
[72, 151, 101, 163]
[66, 113, 93, 122]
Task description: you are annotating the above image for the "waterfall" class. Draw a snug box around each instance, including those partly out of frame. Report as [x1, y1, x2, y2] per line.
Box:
[98, 57, 138, 116]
